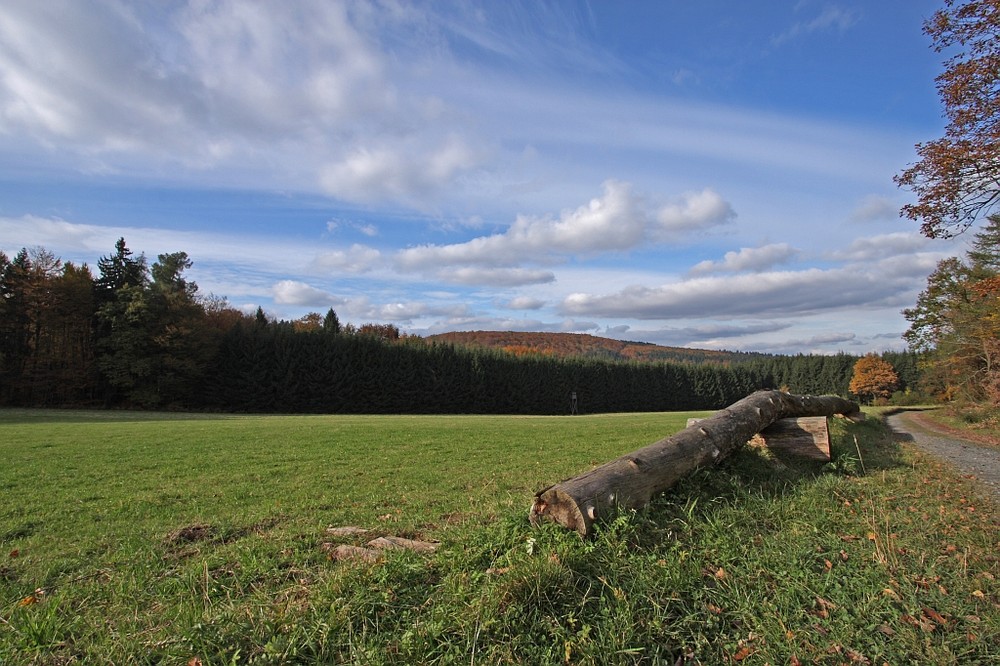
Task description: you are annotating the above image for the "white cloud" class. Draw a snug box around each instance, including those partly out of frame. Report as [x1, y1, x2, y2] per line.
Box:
[655, 188, 735, 236]
[396, 181, 735, 274]
[418, 316, 599, 336]
[272, 280, 344, 307]
[741, 332, 859, 353]
[318, 134, 484, 204]
[506, 296, 546, 310]
[561, 263, 915, 321]
[609, 321, 794, 348]
[850, 194, 899, 222]
[689, 243, 798, 275]
[830, 232, 932, 262]
[436, 267, 556, 286]
[310, 244, 382, 273]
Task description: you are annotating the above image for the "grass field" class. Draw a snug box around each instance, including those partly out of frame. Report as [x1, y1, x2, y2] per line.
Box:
[1, 408, 997, 664]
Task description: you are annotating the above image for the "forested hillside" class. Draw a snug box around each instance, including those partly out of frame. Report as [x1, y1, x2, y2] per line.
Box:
[425, 331, 762, 364]
[1, 240, 923, 414]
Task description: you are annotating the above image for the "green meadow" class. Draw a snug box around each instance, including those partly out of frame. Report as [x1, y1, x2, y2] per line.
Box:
[1, 409, 997, 664]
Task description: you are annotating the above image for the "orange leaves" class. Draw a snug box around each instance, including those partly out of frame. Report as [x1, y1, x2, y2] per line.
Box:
[700, 565, 727, 581]
[730, 644, 754, 662]
[848, 355, 899, 402]
[811, 596, 838, 620]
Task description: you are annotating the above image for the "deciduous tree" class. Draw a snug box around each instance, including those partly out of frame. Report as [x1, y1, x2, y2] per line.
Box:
[895, 0, 1000, 238]
[849, 354, 899, 404]
[904, 214, 1000, 402]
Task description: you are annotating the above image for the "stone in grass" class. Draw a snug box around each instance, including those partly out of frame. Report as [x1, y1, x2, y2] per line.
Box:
[366, 536, 441, 553]
[322, 543, 382, 563]
[325, 526, 371, 538]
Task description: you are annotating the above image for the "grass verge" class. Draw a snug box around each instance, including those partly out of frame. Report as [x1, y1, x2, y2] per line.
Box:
[1, 408, 997, 664]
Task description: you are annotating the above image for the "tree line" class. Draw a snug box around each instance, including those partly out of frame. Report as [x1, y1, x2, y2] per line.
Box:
[1, 238, 921, 413]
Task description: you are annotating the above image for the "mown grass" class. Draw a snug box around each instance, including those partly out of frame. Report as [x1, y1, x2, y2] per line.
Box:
[1, 408, 997, 664]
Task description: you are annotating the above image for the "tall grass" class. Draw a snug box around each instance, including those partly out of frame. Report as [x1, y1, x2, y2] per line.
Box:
[1, 409, 997, 664]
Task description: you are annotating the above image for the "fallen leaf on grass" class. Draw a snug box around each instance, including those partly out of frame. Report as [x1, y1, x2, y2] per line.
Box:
[731, 645, 754, 661]
[8, 549, 18, 558]
[789, 656, 801, 666]
[877, 623, 895, 637]
[843, 646, 870, 663]
[705, 603, 723, 615]
[901, 613, 935, 632]
[816, 596, 838, 611]
[18, 596, 36, 607]
[971, 590, 985, 599]
[922, 607, 948, 626]
[187, 659, 202, 666]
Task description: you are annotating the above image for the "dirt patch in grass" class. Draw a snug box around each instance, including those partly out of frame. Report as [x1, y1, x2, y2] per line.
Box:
[164, 523, 216, 545]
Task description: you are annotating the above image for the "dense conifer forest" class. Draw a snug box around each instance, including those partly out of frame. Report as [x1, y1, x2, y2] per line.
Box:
[1, 240, 922, 414]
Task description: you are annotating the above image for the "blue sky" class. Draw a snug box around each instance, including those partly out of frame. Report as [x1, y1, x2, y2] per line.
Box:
[0, 0, 974, 354]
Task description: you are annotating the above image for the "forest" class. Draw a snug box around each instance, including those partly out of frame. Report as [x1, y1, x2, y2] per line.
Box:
[0, 238, 922, 414]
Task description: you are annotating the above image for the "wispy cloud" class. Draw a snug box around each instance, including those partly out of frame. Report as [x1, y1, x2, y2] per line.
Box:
[772, 5, 859, 46]
[850, 194, 899, 222]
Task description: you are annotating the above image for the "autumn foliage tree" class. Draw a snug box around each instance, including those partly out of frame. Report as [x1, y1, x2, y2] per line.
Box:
[905, 215, 1000, 403]
[895, 0, 1000, 238]
[849, 354, 899, 404]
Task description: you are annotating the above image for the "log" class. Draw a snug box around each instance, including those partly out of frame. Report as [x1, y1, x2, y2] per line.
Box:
[687, 415, 832, 461]
[755, 416, 831, 461]
[528, 390, 861, 536]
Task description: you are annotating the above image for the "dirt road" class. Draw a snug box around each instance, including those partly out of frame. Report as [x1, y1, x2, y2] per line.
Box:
[886, 411, 1000, 504]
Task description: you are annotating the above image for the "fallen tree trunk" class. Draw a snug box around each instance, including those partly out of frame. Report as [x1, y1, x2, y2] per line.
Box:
[529, 390, 861, 536]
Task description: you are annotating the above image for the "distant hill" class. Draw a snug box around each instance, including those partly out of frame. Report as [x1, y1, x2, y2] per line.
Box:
[423, 331, 765, 365]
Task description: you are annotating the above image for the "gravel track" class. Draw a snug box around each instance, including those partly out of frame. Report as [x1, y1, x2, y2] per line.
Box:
[886, 411, 1000, 505]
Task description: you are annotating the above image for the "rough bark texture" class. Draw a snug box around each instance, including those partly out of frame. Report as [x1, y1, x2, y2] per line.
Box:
[529, 390, 861, 536]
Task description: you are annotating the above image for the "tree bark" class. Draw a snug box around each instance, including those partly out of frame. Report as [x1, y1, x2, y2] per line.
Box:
[528, 390, 861, 536]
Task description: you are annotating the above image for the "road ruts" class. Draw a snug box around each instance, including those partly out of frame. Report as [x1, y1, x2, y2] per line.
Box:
[886, 411, 1000, 505]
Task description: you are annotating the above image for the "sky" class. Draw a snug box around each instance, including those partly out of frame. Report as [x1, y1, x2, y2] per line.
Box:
[0, 0, 978, 355]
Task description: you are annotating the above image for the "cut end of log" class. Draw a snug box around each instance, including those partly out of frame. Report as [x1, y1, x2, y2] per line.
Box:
[529, 486, 589, 536]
